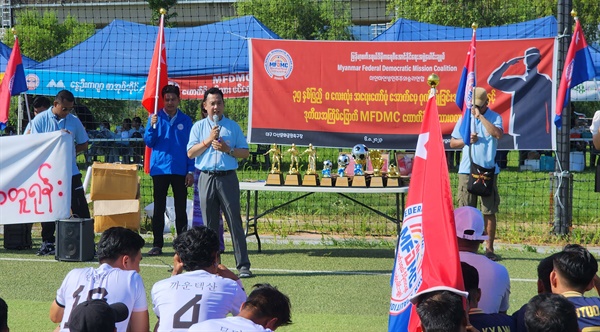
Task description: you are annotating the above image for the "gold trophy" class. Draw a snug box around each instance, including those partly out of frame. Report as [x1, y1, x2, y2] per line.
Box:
[284, 143, 301, 185]
[351, 144, 368, 187]
[264, 143, 283, 186]
[320, 159, 335, 186]
[387, 164, 401, 187]
[369, 149, 385, 187]
[335, 153, 351, 187]
[301, 143, 319, 186]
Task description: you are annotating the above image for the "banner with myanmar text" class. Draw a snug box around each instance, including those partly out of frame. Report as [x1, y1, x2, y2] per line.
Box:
[249, 38, 556, 150]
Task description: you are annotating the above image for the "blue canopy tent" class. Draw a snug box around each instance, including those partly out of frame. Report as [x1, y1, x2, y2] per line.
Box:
[1, 41, 38, 72]
[26, 15, 280, 99]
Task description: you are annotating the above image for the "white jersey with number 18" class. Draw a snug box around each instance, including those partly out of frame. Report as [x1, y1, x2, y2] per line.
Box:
[151, 269, 247, 331]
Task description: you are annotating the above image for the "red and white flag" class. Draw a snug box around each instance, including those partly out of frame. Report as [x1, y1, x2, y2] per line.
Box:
[141, 13, 169, 174]
[389, 85, 465, 331]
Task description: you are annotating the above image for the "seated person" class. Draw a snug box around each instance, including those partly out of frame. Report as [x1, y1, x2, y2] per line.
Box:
[129, 116, 145, 164]
[412, 288, 473, 332]
[524, 293, 579, 332]
[67, 299, 129, 332]
[115, 118, 133, 163]
[88, 121, 117, 163]
[462, 262, 515, 332]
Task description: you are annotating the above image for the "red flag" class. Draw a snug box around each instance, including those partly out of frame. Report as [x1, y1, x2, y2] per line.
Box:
[142, 14, 168, 174]
[0, 37, 28, 130]
[389, 86, 465, 331]
[555, 19, 597, 129]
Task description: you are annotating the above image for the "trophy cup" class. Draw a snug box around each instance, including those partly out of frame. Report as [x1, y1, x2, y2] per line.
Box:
[301, 143, 319, 186]
[387, 164, 401, 187]
[284, 143, 302, 185]
[369, 149, 385, 187]
[351, 144, 368, 187]
[335, 154, 351, 187]
[264, 143, 283, 186]
[320, 160, 335, 186]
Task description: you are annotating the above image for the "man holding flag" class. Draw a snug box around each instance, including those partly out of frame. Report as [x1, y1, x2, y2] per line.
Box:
[389, 76, 467, 331]
[450, 87, 503, 261]
[0, 35, 28, 131]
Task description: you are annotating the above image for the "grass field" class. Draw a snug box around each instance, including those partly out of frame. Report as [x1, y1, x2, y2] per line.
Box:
[0, 235, 590, 331]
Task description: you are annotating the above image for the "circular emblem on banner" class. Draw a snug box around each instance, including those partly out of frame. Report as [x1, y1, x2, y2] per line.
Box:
[264, 49, 293, 80]
[389, 204, 424, 315]
[26, 74, 40, 90]
[177, 124, 184, 130]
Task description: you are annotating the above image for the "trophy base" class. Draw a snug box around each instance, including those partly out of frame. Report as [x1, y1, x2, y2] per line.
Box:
[335, 177, 350, 187]
[320, 177, 335, 187]
[352, 175, 368, 188]
[387, 177, 401, 187]
[302, 174, 319, 186]
[284, 173, 302, 186]
[370, 176, 384, 188]
[266, 173, 284, 186]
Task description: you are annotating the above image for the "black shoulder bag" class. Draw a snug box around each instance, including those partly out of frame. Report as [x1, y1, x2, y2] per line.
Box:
[467, 145, 495, 196]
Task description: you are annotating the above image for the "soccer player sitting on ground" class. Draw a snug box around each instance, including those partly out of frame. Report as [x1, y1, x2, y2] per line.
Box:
[461, 262, 515, 331]
[189, 283, 292, 331]
[67, 299, 129, 332]
[524, 293, 579, 332]
[151, 226, 247, 331]
[412, 288, 478, 332]
[49, 227, 149, 332]
[550, 244, 600, 331]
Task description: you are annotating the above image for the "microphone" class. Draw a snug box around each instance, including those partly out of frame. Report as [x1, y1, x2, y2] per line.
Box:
[212, 114, 219, 127]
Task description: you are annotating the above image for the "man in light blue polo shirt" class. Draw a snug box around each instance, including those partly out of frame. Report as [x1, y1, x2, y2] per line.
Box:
[450, 87, 503, 261]
[29, 90, 90, 256]
[187, 87, 252, 278]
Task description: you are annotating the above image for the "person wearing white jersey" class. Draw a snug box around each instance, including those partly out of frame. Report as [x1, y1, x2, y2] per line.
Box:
[189, 283, 292, 331]
[49, 227, 149, 332]
[151, 226, 247, 331]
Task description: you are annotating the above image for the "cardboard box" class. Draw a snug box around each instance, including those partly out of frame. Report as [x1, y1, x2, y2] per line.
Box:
[93, 199, 140, 232]
[90, 162, 138, 201]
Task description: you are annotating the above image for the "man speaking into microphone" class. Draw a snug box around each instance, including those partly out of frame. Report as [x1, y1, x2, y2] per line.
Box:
[187, 87, 252, 278]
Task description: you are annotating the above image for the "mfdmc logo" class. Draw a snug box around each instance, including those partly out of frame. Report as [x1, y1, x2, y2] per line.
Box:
[264, 49, 293, 80]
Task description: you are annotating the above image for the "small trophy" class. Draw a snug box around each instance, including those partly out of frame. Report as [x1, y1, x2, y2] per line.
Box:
[320, 160, 335, 186]
[302, 143, 319, 186]
[264, 144, 283, 186]
[351, 144, 368, 188]
[387, 164, 401, 187]
[335, 154, 350, 187]
[284, 143, 301, 185]
[369, 149, 385, 187]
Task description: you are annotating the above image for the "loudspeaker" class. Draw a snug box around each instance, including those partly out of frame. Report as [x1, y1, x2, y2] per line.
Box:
[56, 218, 95, 262]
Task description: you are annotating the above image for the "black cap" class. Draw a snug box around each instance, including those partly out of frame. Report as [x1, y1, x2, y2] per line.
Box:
[68, 299, 129, 332]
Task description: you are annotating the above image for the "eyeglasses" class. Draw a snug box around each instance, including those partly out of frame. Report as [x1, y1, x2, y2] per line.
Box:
[61, 107, 74, 112]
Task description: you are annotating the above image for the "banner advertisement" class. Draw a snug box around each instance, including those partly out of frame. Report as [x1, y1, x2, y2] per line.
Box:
[249, 38, 556, 150]
[571, 80, 600, 101]
[0, 131, 72, 224]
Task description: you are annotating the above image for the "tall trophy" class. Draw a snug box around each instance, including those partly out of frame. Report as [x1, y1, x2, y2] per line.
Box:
[301, 143, 319, 186]
[387, 164, 401, 187]
[284, 143, 301, 185]
[264, 143, 283, 186]
[321, 160, 334, 186]
[335, 154, 351, 187]
[369, 149, 385, 187]
[351, 144, 368, 187]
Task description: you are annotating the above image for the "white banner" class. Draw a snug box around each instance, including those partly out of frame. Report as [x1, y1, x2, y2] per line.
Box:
[0, 131, 73, 224]
[571, 81, 600, 101]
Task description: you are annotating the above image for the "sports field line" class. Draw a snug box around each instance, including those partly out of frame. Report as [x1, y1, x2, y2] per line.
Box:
[0, 257, 537, 281]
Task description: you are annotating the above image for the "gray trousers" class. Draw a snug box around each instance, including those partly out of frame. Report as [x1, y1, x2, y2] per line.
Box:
[198, 171, 250, 270]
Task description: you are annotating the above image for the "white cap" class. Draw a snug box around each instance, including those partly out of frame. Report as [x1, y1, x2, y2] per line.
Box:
[409, 286, 469, 304]
[454, 206, 488, 241]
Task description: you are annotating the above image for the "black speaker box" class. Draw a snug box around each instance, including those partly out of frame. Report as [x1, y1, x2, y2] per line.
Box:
[56, 218, 95, 262]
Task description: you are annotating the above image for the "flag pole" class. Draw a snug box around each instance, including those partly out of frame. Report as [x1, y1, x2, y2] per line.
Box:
[470, 23, 478, 136]
[152, 8, 166, 128]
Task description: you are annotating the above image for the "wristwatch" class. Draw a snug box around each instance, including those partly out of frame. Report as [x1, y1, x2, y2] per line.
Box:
[228, 148, 235, 156]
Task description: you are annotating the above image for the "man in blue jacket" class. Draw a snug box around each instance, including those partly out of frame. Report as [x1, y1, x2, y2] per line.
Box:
[144, 85, 195, 256]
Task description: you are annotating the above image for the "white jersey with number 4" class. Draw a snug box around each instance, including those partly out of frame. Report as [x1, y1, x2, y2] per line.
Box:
[189, 316, 272, 331]
[56, 263, 148, 332]
[151, 269, 247, 331]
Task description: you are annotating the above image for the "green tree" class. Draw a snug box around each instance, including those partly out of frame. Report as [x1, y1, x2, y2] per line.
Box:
[235, 0, 353, 40]
[147, 0, 178, 27]
[386, 0, 599, 43]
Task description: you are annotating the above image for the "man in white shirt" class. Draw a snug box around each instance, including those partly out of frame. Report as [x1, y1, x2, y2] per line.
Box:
[151, 226, 247, 331]
[49, 227, 149, 332]
[454, 206, 511, 314]
[189, 283, 292, 331]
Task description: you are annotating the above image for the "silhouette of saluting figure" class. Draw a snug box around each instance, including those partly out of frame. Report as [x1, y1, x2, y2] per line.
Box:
[488, 47, 552, 150]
